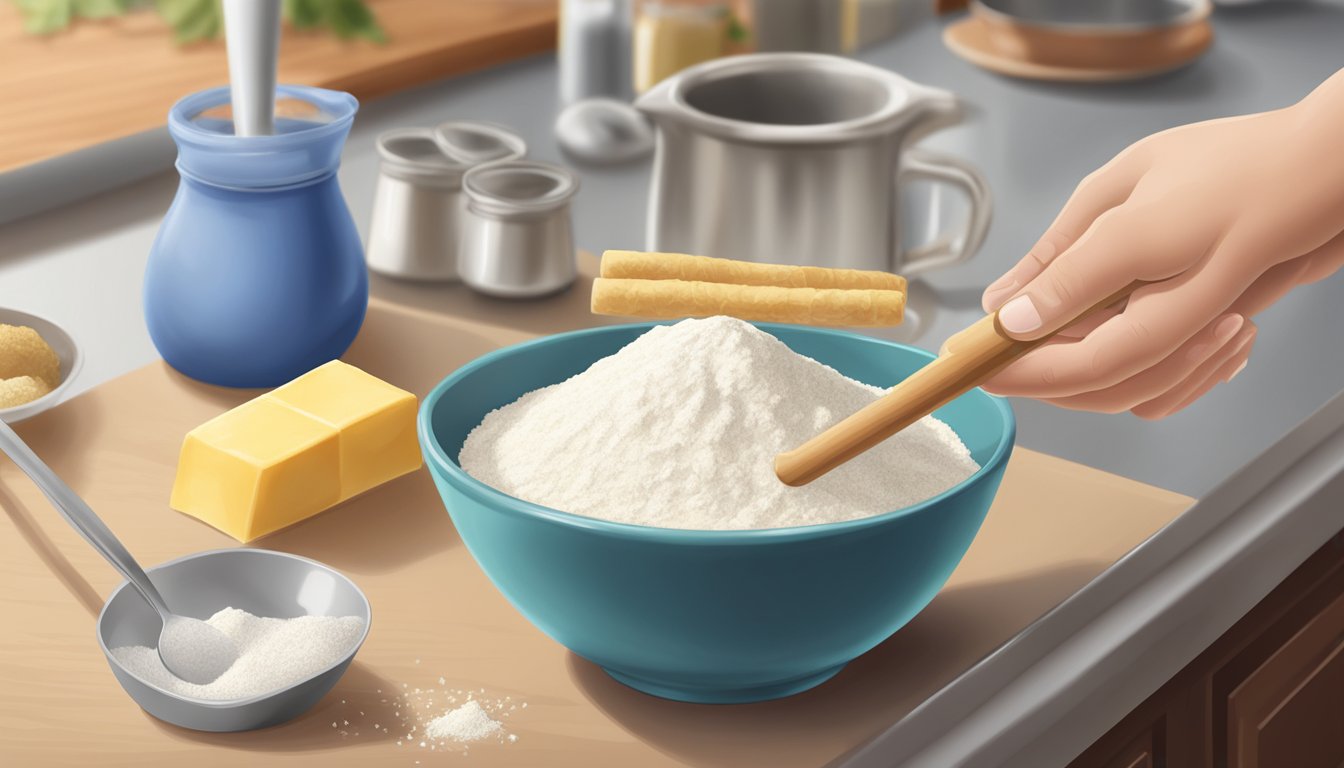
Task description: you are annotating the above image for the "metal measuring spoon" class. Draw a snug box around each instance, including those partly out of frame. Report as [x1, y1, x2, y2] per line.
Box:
[0, 420, 238, 685]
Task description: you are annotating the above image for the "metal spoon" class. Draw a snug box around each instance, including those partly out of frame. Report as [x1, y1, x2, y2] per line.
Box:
[222, 0, 281, 136]
[0, 419, 238, 684]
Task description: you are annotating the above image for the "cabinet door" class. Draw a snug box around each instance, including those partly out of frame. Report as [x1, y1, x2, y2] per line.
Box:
[1097, 719, 1163, 768]
[1225, 588, 1344, 768]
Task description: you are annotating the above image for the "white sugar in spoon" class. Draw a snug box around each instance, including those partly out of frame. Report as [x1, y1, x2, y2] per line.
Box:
[222, 0, 282, 137]
[0, 420, 238, 684]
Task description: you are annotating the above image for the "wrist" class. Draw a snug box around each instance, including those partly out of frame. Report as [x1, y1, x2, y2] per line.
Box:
[1285, 68, 1344, 149]
[1276, 73, 1344, 201]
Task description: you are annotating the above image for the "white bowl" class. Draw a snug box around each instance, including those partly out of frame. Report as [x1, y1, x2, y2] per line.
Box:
[0, 308, 82, 423]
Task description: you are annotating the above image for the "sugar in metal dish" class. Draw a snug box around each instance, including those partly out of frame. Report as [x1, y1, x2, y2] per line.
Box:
[111, 608, 365, 701]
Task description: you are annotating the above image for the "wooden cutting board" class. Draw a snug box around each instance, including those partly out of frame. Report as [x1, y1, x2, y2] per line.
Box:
[0, 0, 557, 175]
[0, 286, 1192, 767]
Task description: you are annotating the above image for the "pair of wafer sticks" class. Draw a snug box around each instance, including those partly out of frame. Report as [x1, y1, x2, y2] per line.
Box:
[590, 251, 908, 327]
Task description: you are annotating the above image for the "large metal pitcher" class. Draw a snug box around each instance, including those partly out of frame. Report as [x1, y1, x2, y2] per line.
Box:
[637, 53, 991, 276]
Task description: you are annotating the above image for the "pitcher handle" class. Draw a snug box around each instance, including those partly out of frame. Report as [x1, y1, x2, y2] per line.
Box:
[895, 148, 992, 278]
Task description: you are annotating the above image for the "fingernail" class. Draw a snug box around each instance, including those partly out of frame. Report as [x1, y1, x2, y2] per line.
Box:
[1229, 359, 1248, 381]
[1190, 314, 1245, 362]
[1214, 314, 1244, 343]
[1233, 330, 1256, 356]
[982, 277, 1019, 312]
[997, 295, 1043, 335]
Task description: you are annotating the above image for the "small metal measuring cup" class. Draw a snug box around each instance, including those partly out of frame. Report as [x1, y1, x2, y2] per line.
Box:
[98, 548, 371, 731]
[366, 122, 526, 282]
[459, 160, 581, 298]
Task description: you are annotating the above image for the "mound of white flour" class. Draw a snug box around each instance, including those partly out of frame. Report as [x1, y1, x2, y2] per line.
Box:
[460, 317, 979, 530]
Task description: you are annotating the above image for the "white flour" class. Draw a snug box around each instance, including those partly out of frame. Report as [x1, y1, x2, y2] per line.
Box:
[424, 699, 503, 742]
[460, 317, 979, 530]
[112, 608, 364, 701]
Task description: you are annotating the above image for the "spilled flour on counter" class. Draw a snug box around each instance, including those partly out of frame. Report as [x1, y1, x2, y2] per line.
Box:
[326, 672, 524, 756]
[460, 316, 979, 530]
[111, 608, 365, 700]
[425, 699, 504, 742]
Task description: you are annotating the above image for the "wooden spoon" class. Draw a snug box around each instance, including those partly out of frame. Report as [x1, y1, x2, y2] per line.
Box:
[775, 282, 1144, 486]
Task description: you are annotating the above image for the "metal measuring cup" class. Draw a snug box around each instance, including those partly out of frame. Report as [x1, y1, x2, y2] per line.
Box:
[458, 160, 581, 298]
[366, 122, 526, 282]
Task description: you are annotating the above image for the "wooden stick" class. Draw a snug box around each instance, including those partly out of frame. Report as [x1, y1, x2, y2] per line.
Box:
[600, 250, 908, 293]
[775, 282, 1146, 486]
[591, 278, 905, 327]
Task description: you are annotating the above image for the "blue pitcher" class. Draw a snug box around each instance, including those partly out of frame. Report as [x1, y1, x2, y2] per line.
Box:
[145, 85, 368, 388]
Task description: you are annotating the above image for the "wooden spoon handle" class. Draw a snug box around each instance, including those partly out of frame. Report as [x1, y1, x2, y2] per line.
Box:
[774, 282, 1145, 487]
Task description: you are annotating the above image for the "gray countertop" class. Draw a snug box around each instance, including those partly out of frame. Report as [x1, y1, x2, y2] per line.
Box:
[2, 4, 1343, 499]
[3, 5, 1344, 766]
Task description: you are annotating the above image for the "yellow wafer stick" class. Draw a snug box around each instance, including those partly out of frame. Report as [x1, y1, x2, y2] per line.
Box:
[591, 278, 905, 327]
[600, 250, 907, 293]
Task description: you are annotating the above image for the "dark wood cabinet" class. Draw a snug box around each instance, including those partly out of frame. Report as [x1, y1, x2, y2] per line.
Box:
[1097, 719, 1161, 768]
[1224, 588, 1344, 768]
[1069, 530, 1344, 768]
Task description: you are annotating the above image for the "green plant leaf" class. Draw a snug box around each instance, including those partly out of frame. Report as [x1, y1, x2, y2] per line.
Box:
[15, 0, 74, 34]
[154, 0, 221, 43]
[283, 0, 323, 29]
[14, 0, 383, 44]
[323, 0, 384, 42]
[72, 0, 129, 19]
[726, 13, 749, 43]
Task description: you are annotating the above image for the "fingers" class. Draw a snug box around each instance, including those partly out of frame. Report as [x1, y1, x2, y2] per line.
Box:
[984, 261, 1250, 398]
[1056, 302, 1125, 340]
[991, 199, 1200, 341]
[1228, 257, 1314, 318]
[1037, 313, 1244, 413]
[1163, 349, 1252, 416]
[1298, 227, 1344, 284]
[982, 157, 1145, 312]
[1130, 322, 1256, 419]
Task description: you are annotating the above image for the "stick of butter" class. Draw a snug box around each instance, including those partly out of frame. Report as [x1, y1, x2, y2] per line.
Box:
[170, 361, 422, 542]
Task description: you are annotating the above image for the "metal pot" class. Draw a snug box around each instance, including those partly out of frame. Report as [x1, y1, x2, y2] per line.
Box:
[637, 53, 991, 277]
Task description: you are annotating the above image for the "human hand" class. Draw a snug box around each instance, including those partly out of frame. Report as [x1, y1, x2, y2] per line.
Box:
[979, 71, 1344, 418]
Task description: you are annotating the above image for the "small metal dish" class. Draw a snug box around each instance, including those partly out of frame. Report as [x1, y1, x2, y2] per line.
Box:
[366, 122, 528, 282]
[458, 160, 580, 298]
[0, 307, 82, 424]
[972, 0, 1212, 70]
[96, 548, 371, 732]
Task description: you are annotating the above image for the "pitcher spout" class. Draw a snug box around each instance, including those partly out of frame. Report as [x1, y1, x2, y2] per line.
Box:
[635, 75, 679, 124]
[900, 82, 967, 142]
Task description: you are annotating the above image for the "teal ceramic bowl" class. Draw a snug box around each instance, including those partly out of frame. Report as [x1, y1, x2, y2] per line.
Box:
[419, 323, 1015, 704]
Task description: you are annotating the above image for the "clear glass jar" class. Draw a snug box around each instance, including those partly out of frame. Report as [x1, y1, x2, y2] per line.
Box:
[633, 0, 743, 94]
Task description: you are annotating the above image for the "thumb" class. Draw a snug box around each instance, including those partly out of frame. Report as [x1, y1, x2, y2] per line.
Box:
[995, 208, 1149, 340]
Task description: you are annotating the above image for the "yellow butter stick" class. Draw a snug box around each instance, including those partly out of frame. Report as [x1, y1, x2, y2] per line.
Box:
[591, 278, 904, 327]
[601, 250, 907, 293]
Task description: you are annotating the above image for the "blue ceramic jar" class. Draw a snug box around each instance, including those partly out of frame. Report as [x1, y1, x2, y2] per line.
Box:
[145, 85, 368, 388]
